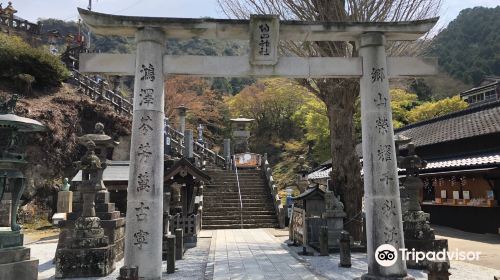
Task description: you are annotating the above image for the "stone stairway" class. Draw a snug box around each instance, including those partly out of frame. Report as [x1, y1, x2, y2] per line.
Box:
[202, 169, 278, 229]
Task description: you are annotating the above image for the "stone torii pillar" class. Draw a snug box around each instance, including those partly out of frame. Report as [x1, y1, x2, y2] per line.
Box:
[125, 27, 165, 279]
[359, 32, 409, 279]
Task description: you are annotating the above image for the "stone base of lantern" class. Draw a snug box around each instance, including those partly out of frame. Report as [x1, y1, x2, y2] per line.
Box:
[61, 191, 125, 262]
[55, 245, 114, 278]
[0, 247, 38, 280]
[0, 231, 38, 280]
[403, 211, 449, 270]
[55, 216, 115, 278]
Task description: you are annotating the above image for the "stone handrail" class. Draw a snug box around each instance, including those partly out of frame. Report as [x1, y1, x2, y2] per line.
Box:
[0, 16, 41, 35]
[261, 153, 285, 228]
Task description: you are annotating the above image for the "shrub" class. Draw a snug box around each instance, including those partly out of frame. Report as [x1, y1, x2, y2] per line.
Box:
[0, 33, 69, 88]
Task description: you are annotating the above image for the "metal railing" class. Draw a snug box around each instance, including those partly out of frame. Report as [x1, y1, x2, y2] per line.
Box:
[165, 125, 226, 168]
[232, 155, 244, 229]
[72, 70, 134, 115]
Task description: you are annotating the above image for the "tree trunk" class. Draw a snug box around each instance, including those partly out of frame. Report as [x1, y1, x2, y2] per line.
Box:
[318, 79, 363, 241]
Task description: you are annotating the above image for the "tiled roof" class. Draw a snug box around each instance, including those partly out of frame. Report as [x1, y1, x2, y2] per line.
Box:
[424, 153, 500, 170]
[308, 153, 500, 179]
[395, 101, 500, 148]
[308, 166, 331, 179]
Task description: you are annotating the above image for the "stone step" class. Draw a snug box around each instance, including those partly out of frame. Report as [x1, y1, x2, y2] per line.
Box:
[201, 223, 277, 229]
[205, 186, 268, 190]
[202, 218, 277, 225]
[204, 194, 272, 199]
[202, 210, 276, 216]
[204, 198, 273, 203]
[203, 199, 274, 208]
[203, 215, 277, 221]
[208, 175, 264, 179]
[206, 183, 267, 187]
[203, 206, 276, 212]
[208, 180, 264, 184]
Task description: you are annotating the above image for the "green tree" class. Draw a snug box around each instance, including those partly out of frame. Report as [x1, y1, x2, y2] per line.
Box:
[0, 33, 69, 88]
[431, 6, 500, 85]
[226, 78, 314, 142]
[293, 97, 330, 163]
[218, 0, 441, 240]
[407, 96, 468, 123]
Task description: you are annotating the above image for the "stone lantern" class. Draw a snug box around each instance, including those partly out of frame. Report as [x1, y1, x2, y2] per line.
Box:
[77, 122, 119, 192]
[230, 115, 254, 154]
[0, 94, 45, 279]
[295, 156, 311, 192]
[175, 104, 189, 134]
[396, 136, 449, 270]
[2, 2, 17, 18]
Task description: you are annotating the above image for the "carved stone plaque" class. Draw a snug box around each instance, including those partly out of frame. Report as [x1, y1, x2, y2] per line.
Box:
[249, 14, 279, 66]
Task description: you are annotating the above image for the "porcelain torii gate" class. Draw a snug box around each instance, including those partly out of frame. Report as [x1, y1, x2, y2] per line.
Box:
[78, 8, 437, 280]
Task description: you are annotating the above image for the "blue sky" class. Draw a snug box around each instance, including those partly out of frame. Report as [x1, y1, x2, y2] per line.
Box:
[8, 0, 500, 29]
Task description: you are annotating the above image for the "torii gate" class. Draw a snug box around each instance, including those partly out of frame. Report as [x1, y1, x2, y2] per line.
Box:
[78, 8, 437, 280]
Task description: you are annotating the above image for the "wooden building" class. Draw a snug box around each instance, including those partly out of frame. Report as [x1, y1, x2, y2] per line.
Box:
[394, 100, 500, 234]
[460, 76, 500, 107]
[308, 100, 500, 234]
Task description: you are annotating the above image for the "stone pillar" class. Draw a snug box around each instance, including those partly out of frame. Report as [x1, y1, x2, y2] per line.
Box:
[359, 32, 410, 279]
[184, 129, 194, 158]
[164, 117, 172, 156]
[174, 228, 183, 260]
[124, 27, 165, 280]
[166, 235, 175, 274]
[176, 105, 188, 134]
[57, 191, 73, 213]
[197, 124, 204, 144]
[223, 139, 231, 169]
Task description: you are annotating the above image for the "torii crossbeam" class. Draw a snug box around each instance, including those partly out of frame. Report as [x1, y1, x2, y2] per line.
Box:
[78, 7, 438, 280]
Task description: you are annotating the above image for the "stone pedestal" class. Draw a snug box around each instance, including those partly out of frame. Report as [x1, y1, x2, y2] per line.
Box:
[403, 210, 448, 269]
[0, 231, 38, 280]
[323, 210, 346, 249]
[60, 191, 125, 262]
[55, 216, 115, 278]
[52, 191, 73, 225]
[57, 191, 73, 213]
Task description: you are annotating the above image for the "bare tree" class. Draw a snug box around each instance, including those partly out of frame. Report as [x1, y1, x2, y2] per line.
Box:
[218, 0, 441, 240]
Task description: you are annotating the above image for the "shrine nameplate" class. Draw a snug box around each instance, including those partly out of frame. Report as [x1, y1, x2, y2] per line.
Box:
[249, 15, 279, 66]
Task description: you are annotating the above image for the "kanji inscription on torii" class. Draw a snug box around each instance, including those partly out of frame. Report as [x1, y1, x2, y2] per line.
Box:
[250, 15, 279, 66]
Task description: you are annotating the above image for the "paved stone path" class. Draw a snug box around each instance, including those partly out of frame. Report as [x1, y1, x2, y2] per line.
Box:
[26, 228, 500, 279]
[206, 229, 321, 280]
[28, 235, 211, 280]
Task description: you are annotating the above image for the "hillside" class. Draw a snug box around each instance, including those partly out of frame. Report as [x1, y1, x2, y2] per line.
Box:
[0, 82, 131, 198]
[431, 6, 500, 86]
[39, 19, 255, 95]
